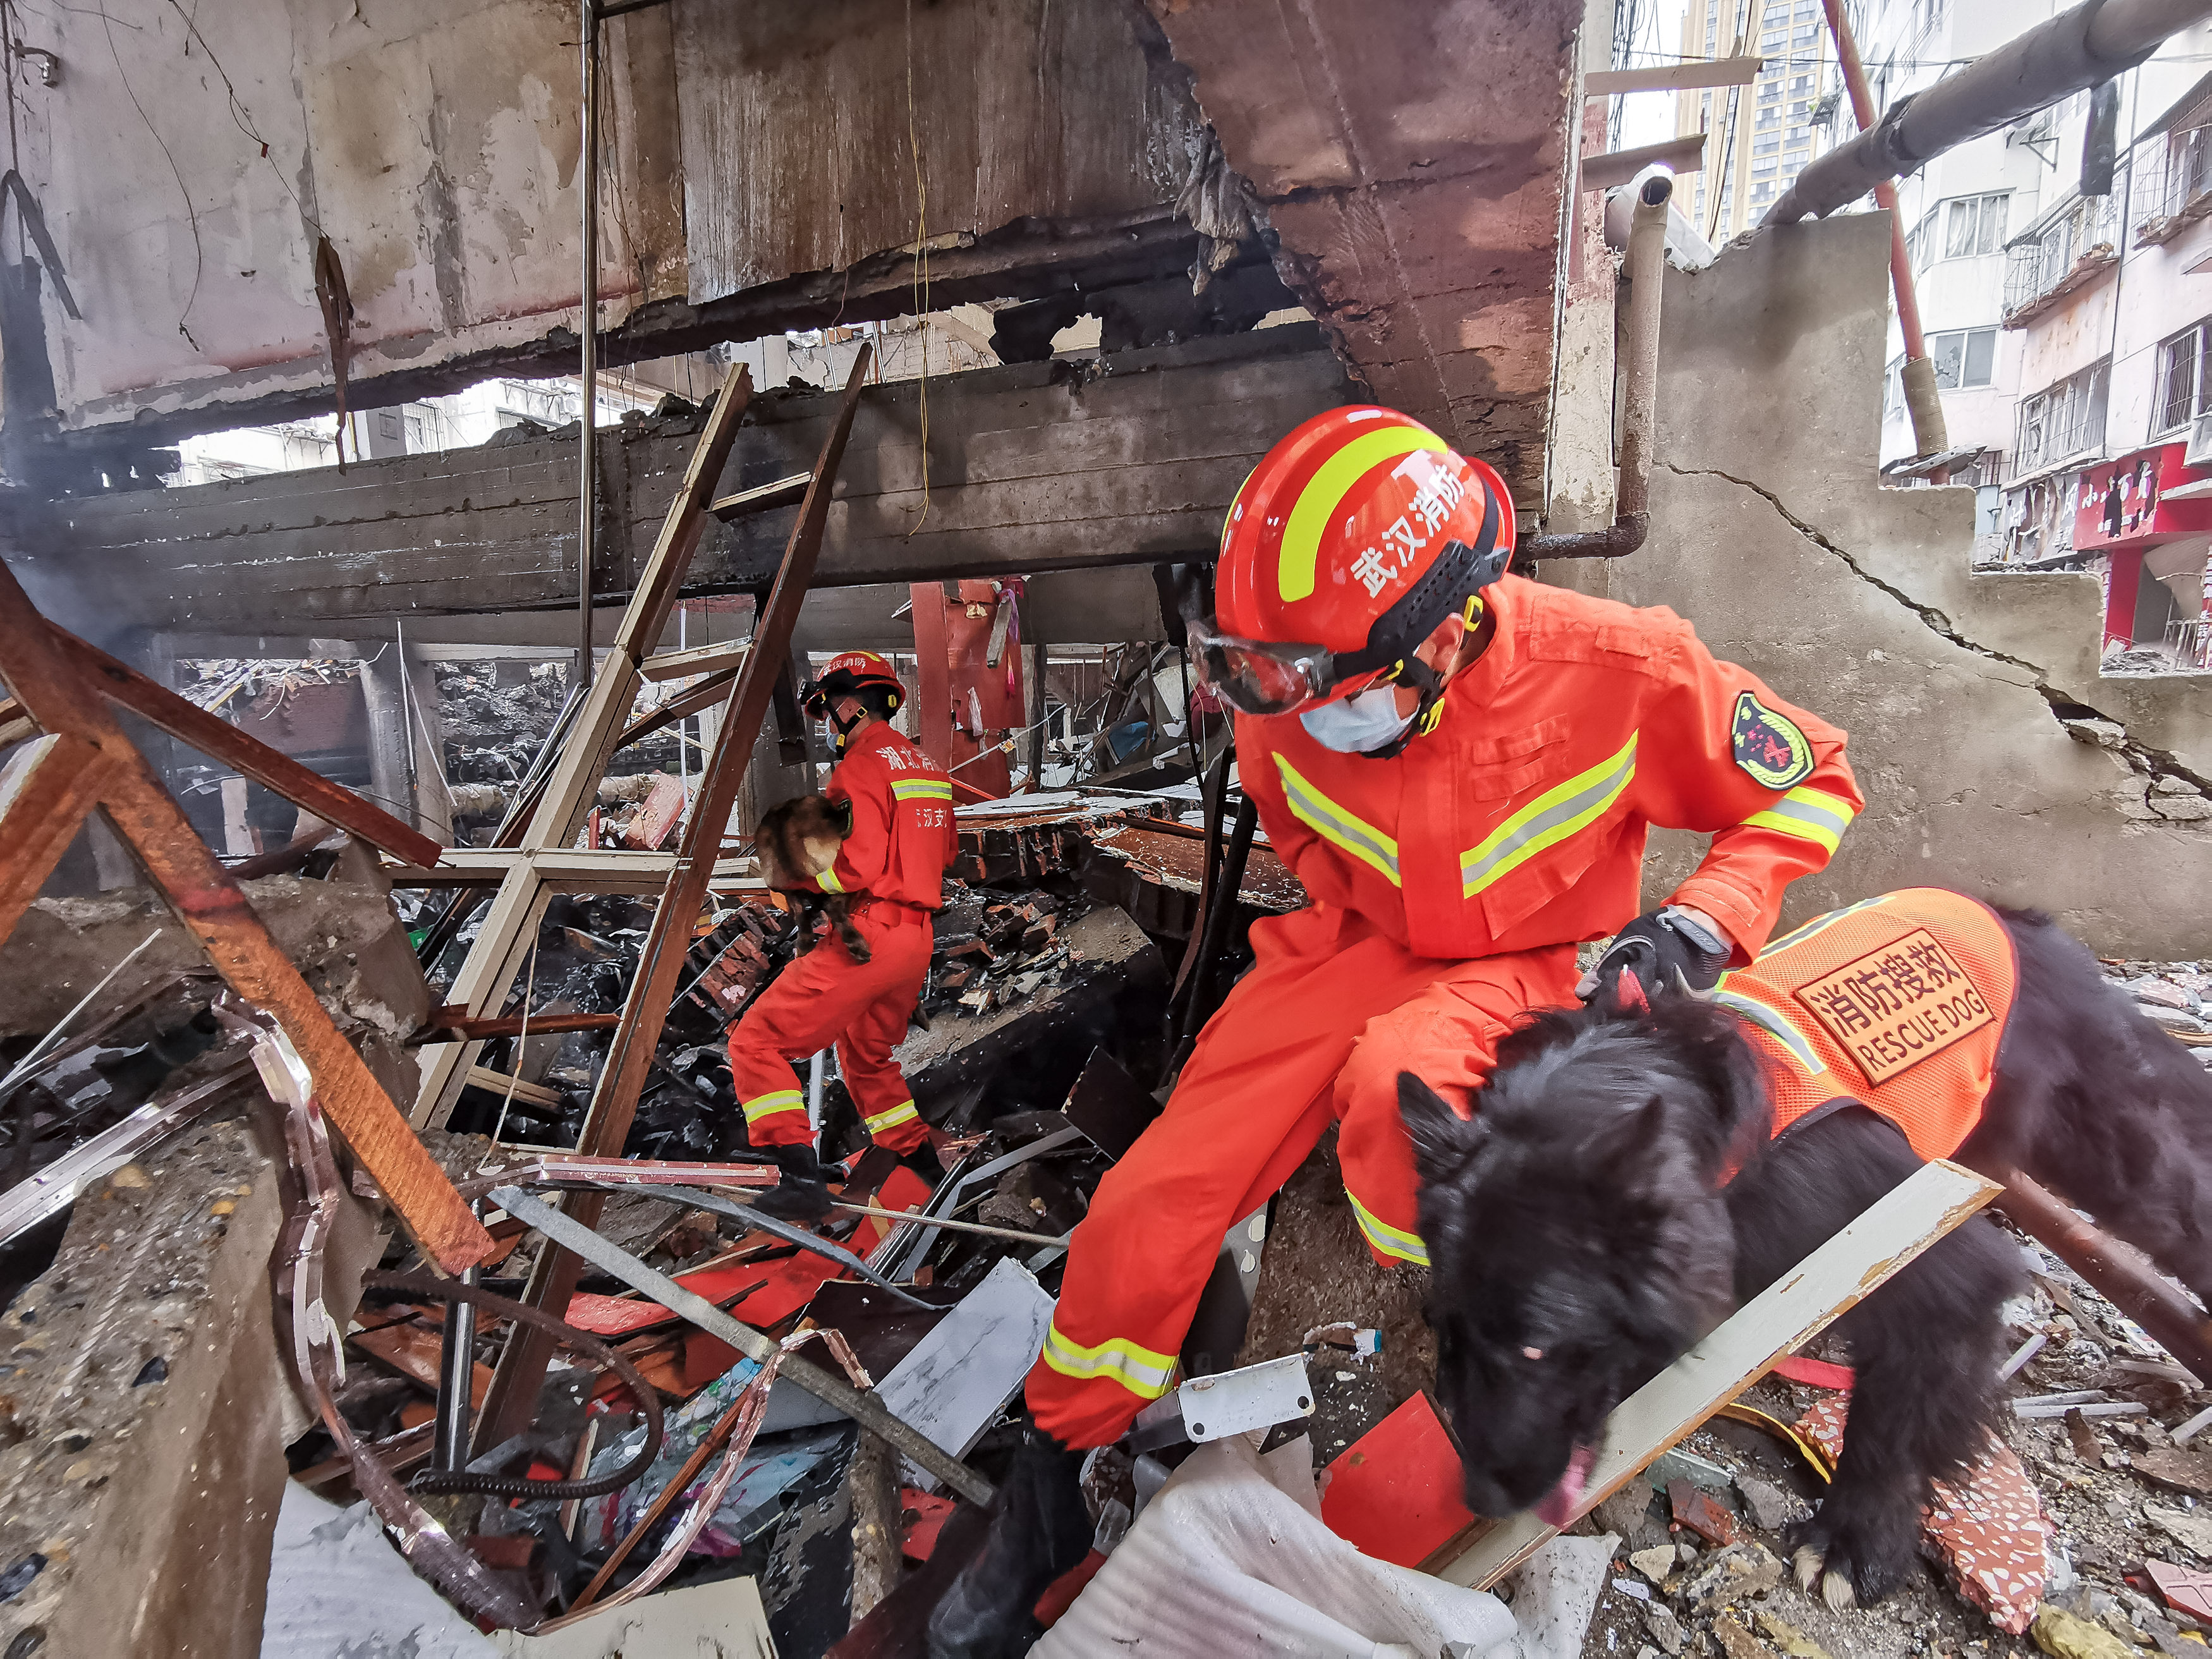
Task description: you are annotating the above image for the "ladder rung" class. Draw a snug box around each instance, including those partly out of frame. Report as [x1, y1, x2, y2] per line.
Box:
[709, 471, 811, 521]
[639, 640, 750, 683]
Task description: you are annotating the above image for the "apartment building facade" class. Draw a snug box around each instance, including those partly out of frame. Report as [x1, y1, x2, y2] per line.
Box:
[1675, 0, 1837, 237]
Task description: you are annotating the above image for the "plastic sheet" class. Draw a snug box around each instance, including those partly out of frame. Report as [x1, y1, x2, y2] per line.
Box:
[1034, 1432, 1520, 1659]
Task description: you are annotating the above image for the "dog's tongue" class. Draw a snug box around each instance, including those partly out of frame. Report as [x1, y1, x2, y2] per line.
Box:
[1533, 1443, 1597, 1528]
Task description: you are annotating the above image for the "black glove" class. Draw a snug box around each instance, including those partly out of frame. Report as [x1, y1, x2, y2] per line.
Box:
[1581, 908, 1731, 1008]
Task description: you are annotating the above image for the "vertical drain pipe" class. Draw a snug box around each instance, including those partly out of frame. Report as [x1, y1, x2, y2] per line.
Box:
[1820, 0, 1950, 483]
[576, 0, 602, 686]
[1523, 167, 1674, 561]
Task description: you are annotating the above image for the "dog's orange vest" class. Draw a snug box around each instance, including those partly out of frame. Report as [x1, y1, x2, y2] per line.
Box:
[1710, 888, 2017, 1161]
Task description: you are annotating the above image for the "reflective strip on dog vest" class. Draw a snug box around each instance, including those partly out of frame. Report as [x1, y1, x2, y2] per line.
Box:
[815, 864, 848, 894]
[1741, 784, 1857, 856]
[1461, 733, 1638, 898]
[1038, 1323, 1177, 1399]
[1758, 892, 1895, 959]
[1273, 755, 1401, 884]
[1709, 983, 1825, 1076]
[892, 777, 953, 803]
[1278, 426, 1449, 602]
[1345, 1189, 1430, 1267]
[865, 1098, 920, 1136]
[741, 1088, 807, 1127]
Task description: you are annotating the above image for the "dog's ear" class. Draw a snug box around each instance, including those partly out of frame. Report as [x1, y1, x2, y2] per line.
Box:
[1400, 1071, 1486, 1185]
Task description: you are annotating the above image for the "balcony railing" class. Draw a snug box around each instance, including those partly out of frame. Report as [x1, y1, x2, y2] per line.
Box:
[2136, 126, 2212, 244]
[2003, 188, 2124, 323]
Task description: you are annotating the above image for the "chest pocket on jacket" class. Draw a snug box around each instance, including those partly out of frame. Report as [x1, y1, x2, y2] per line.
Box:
[1454, 715, 1573, 803]
[1462, 731, 1640, 939]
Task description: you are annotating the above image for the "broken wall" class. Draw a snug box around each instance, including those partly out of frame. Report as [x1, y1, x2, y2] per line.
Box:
[1552, 214, 2212, 957]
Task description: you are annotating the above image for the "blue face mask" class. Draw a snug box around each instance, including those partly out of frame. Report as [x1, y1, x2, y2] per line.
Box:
[1299, 686, 1413, 755]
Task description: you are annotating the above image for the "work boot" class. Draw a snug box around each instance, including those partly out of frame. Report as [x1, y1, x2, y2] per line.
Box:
[750, 1141, 835, 1223]
[926, 1419, 1093, 1659]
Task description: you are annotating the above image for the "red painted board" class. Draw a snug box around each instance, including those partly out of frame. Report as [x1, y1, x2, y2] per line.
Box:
[1772, 1354, 1855, 1391]
[2147, 1560, 2212, 1626]
[901, 1488, 957, 1562]
[1318, 1392, 1474, 1567]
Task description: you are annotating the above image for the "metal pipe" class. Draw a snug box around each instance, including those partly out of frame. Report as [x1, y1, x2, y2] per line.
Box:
[1767, 0, 2212, 227]
[1522, 168, 1673, 561]
[1985, 1166, 2212, 1385]
[433, 1207, 482, 1471]
[577, 0, 600, 689]
[1820, 0, 1950, 481]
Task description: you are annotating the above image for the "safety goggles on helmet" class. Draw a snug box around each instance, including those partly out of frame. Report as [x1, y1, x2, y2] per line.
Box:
[1188, 485, 1506, 717]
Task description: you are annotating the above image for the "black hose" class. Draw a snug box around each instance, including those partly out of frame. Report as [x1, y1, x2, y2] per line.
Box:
[365, 1270, 664, 1500]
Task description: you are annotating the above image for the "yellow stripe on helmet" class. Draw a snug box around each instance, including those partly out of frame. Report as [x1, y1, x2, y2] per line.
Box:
[1278, 426, 1449, 603]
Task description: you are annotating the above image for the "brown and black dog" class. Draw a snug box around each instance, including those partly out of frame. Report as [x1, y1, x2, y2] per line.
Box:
[1402, 897, 2212, 1610]
[755, 793, 868, 962]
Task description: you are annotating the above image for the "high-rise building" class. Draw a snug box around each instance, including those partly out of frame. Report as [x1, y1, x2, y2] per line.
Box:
[1674, 0, 1836, 240]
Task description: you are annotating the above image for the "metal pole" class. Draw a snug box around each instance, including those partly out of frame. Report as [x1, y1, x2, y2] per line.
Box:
[807, 1048, 827, 1133]
[433, 1205, 483, 1471]
[1820, 0, 1950, 482]
[577, 0, 600, 690]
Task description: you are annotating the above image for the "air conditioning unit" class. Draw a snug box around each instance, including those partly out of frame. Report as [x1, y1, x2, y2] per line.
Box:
[2185, 411, 2212, 470]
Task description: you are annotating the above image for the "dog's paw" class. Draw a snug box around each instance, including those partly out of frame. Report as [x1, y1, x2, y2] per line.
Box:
[1786, 1508, 1912, 1608]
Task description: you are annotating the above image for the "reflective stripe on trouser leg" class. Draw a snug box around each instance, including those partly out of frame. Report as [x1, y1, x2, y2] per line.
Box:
[863, 1099, 919, 1136]
[742, 1090, 806, 1127]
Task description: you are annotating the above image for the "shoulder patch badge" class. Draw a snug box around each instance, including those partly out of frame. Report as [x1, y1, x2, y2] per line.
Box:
[1731, 690, 1814, 789]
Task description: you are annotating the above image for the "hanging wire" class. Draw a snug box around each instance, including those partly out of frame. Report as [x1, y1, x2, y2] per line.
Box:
[481, 931, 541, 1162]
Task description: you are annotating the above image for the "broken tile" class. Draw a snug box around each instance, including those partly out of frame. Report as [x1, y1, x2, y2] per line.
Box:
[1629, 1544, 1677, 1585]
[1668, 1477, 1738, 1546]
[1680, 1541, 1785, 1614]
[2145, 1559, 2212, 1625]
[2149, 1504, 2212, 1561]
[2137, 1447, 2212, 1495]
[1643, 1600, 1686, 1656]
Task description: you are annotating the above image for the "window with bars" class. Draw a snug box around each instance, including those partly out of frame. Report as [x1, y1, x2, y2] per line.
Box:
[2154, 320, 2212, 434]
[2014, 360, 2110, 477]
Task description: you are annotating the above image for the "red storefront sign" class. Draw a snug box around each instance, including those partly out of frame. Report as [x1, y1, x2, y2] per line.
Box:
[2073, 442, 2212, 550]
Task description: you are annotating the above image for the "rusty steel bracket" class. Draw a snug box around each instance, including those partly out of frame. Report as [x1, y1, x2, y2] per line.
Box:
[0, 559, 490, 1272]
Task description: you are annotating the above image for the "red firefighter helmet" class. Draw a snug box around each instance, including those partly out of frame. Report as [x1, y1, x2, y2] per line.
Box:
[1191, 406, 1513, 716]
[803, 650, 906, 716]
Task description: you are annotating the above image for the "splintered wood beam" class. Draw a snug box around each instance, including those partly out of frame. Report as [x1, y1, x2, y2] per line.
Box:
[0, 696, 31, 748]
[475, 344, 874, 1453]
[616, 667, 739, 749]
[44, 628, 442, 866]
[638, 640, 749, 683]
[1435, 1158, 2001, 1589]
[0, 556, 490, 1273]
[1581, 133, 1710, 191]
[1586, 57, 1763, 94]
[0, 732, 116, 937]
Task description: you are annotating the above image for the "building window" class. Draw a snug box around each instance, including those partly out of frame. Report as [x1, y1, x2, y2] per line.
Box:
[1884, 355, 1905, 419]
[2014, 360, 2110, 476]
[1943, 193, 2008, 258]
[1928, 327, 1997, 389]
[2154, 320, 2212, 434]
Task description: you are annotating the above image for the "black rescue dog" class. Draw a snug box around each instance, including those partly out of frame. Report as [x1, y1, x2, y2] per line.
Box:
[1402, 902, 2212, 1608]
[754, 793, 869, 962]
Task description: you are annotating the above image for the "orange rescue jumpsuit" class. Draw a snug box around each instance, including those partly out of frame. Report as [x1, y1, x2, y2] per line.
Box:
[1028, 574, 1866, 1447]
[726, 722, 956, 1155]
[1711, 887, 2017, 1162]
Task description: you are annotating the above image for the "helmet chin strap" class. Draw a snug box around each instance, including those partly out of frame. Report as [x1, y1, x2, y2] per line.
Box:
[1356, 593, 1484, 760]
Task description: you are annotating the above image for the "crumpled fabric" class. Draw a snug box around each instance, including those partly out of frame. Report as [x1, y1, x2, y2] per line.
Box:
[1033, 1433, 1519, 1659]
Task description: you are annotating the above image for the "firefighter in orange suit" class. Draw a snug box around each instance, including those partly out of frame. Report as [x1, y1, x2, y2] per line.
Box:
[928, 408, 1865, 1657]
[727, 651, 956, 1220]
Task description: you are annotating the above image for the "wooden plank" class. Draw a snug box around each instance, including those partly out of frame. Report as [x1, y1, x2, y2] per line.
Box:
[0, 732, 112, 938]
[617, 667, 739, 749]
[0, 557, 490, 1273]
[1434, 1159, 2002, 1590]
[1586, 57, 1763, 95]
[45, 628, 441, 866]
[710, 472, 810, 520]
[463, 1065, 566, 1111]
[638, 640, 749, 683]
[0, 697, 31, 748]
[1580, 133, 1710, 191]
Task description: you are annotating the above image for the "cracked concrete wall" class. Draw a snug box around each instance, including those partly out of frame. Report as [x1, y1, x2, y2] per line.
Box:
[1550, 214, 2212, 957]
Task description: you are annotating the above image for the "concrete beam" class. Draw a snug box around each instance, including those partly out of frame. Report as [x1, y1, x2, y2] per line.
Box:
[21, 328, 1347, 644]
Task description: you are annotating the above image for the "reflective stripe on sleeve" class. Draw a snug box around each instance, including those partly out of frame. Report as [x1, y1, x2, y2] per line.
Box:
[1038, 1323, 1177, 1400]
[1740, 785, 1857, 856]
[864, 1099, 920, 1136]
[1345, 1189, 1430, 1267]
[892, 777, 954, 803]
[1710, 982, 1826, 1076]
[1273, 754, 1401, 884]
[741, 1089, 808, 1127]
[1461, 734, 1639, 898]
[816, 864, 848, 894]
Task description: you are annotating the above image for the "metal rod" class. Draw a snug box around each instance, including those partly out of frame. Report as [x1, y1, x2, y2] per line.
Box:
[577, 0, 600, 688]
[1522, 168, 1673, 561]
[1768, 0, 2212, 227]
[490, 1184, 994, 1505]
[433, 1230, 482, 1471]
[1818, 0, 1949, 480]
[831, 1201, 1072, 1248]
[1176, 792, 1259, 1050]
[1987, 1166, 2212, 1385]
